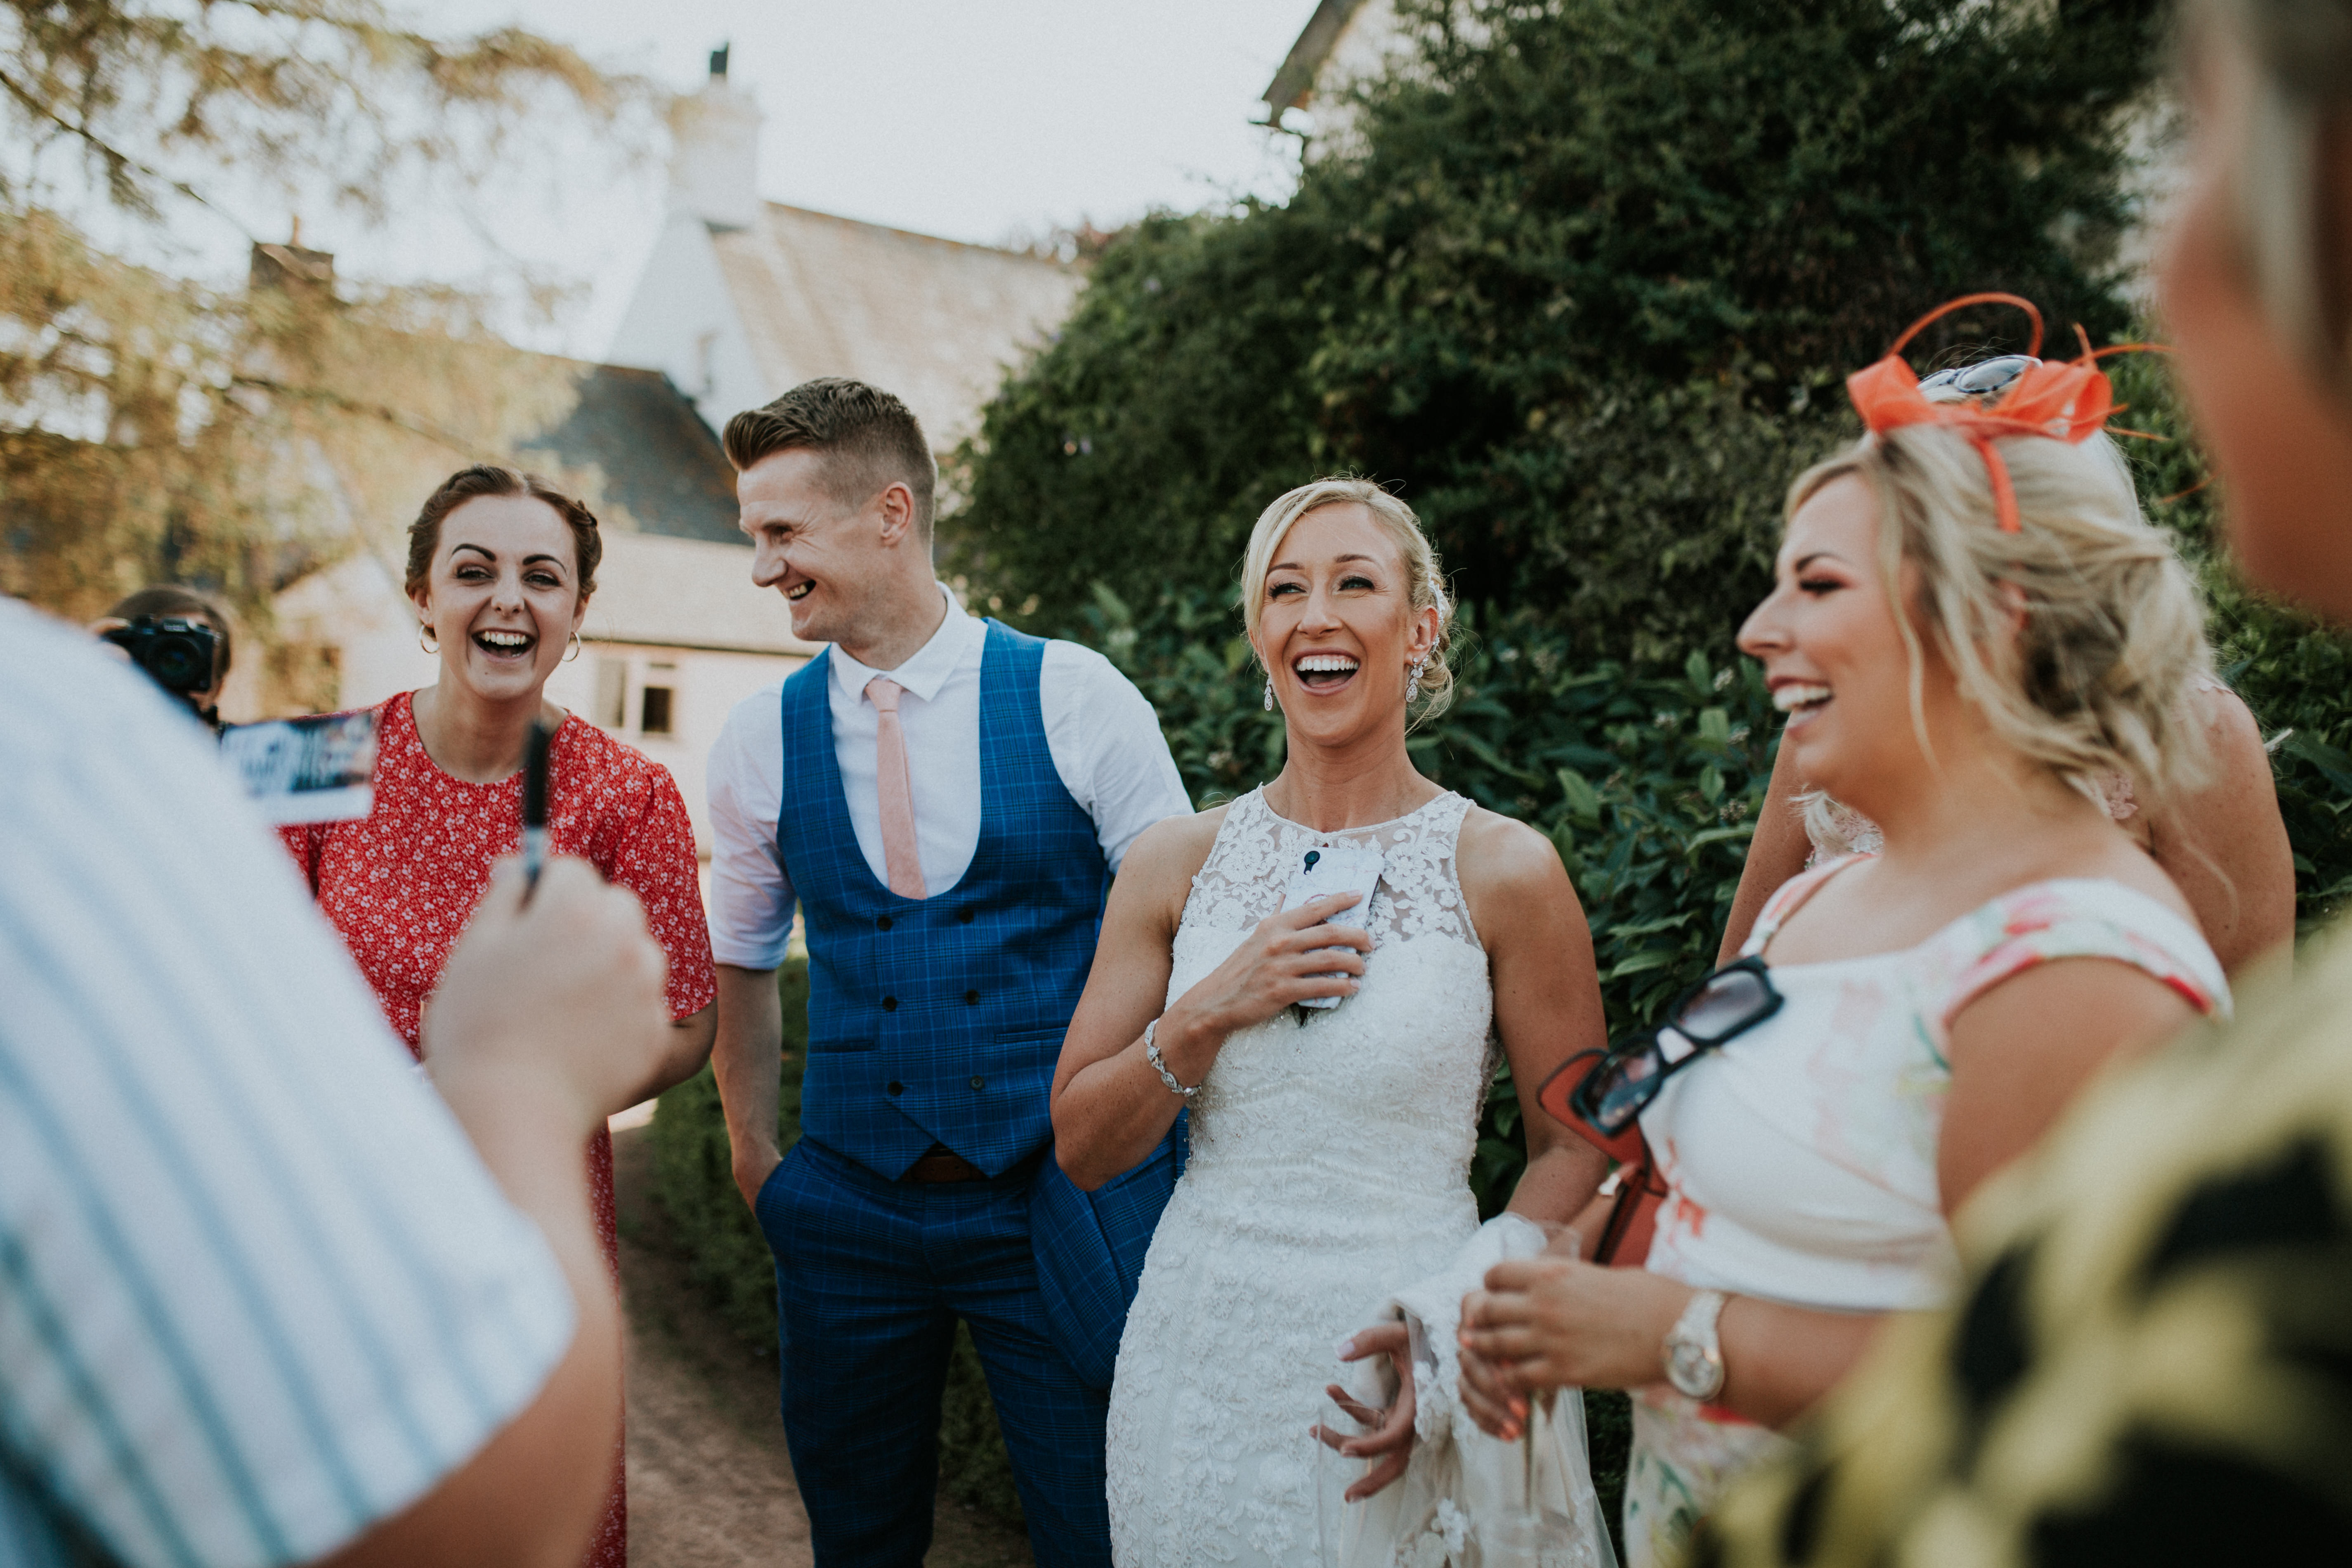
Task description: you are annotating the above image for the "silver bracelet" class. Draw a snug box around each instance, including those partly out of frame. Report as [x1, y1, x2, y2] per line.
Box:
[1143, 1018, 1200, 1098]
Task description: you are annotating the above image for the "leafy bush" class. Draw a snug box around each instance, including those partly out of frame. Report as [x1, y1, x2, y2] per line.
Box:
[950, 0, 2166, 668]
[647, 959, 1024, 1525]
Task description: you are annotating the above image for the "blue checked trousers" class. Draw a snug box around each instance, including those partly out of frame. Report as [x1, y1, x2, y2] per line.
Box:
[756, 1138, 1112, 1568]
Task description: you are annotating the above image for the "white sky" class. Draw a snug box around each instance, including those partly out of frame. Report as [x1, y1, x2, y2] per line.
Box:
[291, 0, 1315, 360]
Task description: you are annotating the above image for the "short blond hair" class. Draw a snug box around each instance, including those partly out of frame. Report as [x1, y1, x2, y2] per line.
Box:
[1240, 478, 1457, 723]
[1788, 424, 2215, 812]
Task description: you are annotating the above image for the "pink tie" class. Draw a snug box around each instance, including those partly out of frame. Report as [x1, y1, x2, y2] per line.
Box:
[865, 676, 926, 900]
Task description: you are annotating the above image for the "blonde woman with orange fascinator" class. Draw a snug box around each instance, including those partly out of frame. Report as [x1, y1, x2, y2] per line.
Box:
[1682, 4, 2352, 1558]
[1454, 298, 2236, 1568]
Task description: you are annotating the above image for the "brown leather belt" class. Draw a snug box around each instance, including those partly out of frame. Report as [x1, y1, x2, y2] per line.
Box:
[902, 1146, 985, 1183]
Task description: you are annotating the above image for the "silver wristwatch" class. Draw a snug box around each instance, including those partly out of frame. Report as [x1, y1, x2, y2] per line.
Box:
[1143, 1019, 1200, 1099]
[1662, 1289, 1729, 1402]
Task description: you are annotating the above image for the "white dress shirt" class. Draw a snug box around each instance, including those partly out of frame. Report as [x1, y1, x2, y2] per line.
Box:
[0, 598, 574, 1567]
[706, 586, 1192, 970]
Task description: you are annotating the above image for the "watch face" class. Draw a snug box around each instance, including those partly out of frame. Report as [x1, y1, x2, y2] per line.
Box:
[1667, 1340, 1721, 1400]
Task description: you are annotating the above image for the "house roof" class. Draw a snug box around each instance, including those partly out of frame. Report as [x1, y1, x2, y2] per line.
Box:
[1263, 0, 1373, 114]
[579, 530, 817, 656]
[518, 363, 742, 545]
[711, 203, 1082, 450]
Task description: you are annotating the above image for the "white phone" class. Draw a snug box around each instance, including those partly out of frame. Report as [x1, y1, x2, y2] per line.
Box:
[1280, 844, 1384, 1010]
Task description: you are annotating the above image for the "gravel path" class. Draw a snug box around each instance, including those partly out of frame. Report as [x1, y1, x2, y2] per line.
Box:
[614, 1125, 1035, 1568]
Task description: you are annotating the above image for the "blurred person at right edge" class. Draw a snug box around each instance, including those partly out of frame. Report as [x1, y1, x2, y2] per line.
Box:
[1452, 293, 2245, 1568]
[1691, 0, 2352, 1561]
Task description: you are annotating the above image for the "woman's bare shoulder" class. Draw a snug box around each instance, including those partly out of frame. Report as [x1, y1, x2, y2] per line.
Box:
[1455, 805, 1577, 905]
[1119, 803, 1233, 893]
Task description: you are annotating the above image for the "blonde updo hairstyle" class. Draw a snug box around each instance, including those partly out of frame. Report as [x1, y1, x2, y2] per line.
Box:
[1240, 477, 1457, 727]
[1788, 422, 2216, 814]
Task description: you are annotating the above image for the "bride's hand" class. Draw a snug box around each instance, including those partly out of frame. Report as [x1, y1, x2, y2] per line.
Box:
[1314, 1320, 1415, 1500]
[1167, 892, 1370, 1049]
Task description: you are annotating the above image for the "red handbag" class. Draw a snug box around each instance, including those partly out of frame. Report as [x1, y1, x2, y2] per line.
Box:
[1539, 1048, 1665, 1268]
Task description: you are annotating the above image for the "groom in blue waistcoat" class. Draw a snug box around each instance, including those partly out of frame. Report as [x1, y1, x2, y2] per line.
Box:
[704, 378, 1192, 1568]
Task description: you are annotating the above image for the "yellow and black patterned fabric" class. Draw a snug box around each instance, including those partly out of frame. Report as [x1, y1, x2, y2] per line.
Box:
[1692, 928, 2352, 1566]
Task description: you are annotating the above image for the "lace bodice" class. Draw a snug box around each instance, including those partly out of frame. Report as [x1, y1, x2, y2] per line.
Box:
[1167, 789, 1494, 1207]
[1178, 786, 1484, 950]
[1108, 788, 1514, 1567]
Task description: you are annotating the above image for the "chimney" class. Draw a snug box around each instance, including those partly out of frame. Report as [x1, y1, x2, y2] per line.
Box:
[667, 43, 761, 233]
[249, 233, 336, 296]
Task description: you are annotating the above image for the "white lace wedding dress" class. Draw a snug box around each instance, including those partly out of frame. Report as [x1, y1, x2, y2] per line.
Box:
[1106, 788, 1613, 1568]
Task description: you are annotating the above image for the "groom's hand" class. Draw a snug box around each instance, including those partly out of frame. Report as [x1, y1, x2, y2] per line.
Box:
[732, 1142, 783, 1211]
[1316, 1321, 1417, 1500]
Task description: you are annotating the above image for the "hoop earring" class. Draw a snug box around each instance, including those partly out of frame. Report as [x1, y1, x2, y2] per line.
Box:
[1263, 677, 1275, 712]
[1405, 653, 1428, 704]
[418, 625, 438, 654]
[564, 630, 583, 663]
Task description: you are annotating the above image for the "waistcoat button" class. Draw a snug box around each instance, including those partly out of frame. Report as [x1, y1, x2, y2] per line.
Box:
[876, 915, 893, 931]
[957, 907, 975, 923]
[882, 996, 898, 1011]
[887, 1080, 904, 1096]
[970, 1076, 985, 1090]
[964, 989, 980, 1005]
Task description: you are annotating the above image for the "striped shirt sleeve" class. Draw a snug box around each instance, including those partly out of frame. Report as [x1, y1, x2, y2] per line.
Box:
[0, 601, 576, 1568]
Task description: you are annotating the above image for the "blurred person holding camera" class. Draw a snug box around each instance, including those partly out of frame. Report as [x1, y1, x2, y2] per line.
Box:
[278, 464, 719, 1568]
[0, 592, 673, 1566]
[1688, 1, 2352, 1561]
[90, 585, 236, 731]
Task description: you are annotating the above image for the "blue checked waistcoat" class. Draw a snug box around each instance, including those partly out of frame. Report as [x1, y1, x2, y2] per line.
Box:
[777, 619, 1180, 1386]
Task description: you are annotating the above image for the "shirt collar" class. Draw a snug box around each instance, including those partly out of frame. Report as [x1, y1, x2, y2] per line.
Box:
[829, 584, 981, 707]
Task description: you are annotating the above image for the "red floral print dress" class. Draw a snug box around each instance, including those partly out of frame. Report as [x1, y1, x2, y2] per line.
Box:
[283, 690, 717, 1568]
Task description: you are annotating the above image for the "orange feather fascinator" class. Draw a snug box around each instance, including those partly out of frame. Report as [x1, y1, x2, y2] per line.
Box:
[1845, 293, 2156, 533]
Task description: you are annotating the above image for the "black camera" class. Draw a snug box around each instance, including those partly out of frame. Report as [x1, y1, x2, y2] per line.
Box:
[103, 615, 225, 698]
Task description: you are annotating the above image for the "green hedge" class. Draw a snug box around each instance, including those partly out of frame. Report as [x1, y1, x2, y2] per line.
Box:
[647, 959, 1025, 1524]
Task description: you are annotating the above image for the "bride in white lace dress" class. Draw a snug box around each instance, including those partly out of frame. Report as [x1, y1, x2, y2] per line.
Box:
[1051, 479, 1619, 1568]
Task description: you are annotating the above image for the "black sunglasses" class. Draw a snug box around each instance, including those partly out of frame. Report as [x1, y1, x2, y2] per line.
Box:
[1559, 957, 1784, 1136]
[1917, 354, 2040, 404]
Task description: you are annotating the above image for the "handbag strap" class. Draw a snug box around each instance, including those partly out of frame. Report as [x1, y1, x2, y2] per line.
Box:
[1592, 1151, 1664, 1266]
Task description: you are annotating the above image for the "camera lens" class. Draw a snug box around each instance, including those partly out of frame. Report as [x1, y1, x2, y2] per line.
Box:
[149, 635, 207, 690]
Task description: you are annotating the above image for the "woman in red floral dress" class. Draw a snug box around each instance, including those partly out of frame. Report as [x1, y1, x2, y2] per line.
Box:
[284, 465, 718, 1568]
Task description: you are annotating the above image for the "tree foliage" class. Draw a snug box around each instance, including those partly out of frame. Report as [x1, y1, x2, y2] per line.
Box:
[950, 0, 2168, 664]
[0, 1, 631, 635]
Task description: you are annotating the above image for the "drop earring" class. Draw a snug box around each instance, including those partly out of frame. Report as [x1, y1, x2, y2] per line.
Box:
[1405, 653, 1428, 704]
[1263, 677, 1275, 712]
